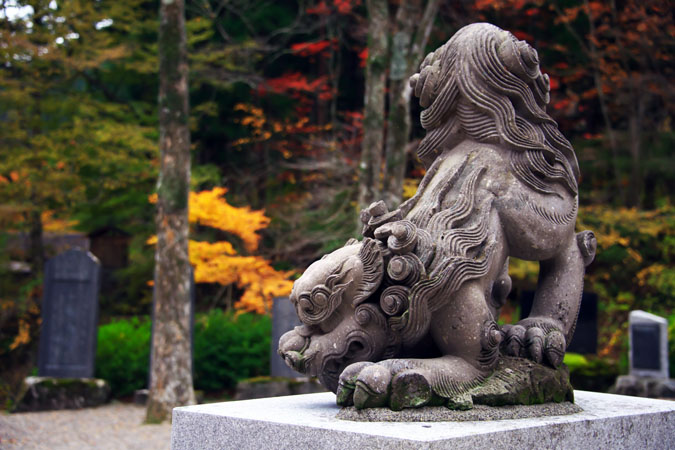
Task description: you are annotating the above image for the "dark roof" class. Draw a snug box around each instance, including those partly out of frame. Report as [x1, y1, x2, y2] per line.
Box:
[87, 226, 131, 238]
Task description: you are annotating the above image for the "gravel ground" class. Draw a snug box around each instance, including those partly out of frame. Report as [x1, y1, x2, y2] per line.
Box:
[0, 402, 172, 450]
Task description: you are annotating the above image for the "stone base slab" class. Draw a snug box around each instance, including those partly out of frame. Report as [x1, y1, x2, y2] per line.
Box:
[12, 376, 110, 412]
[611, 374, 675, 398]
[171, 391, 675, 449]
[234, 376, 327, 401]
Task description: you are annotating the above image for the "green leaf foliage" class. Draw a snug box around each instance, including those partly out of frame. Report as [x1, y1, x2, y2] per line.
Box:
[95, 316, 151, 397]
[95, 311, 271, 397]
[193, 310, 271, 392]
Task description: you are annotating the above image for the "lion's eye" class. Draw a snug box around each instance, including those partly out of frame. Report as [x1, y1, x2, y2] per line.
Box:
[297, 293, 313, 312]
[311, 285, 331, 307]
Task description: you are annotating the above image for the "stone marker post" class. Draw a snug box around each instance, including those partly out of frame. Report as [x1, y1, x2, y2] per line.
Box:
[629, 310, 669, 379]
[233, 296, 326, 400]
[271, 297, 302, 378]
[612, 310, 675, 398]
[14, 249, 110, 412]
[38, 249, 101, 378]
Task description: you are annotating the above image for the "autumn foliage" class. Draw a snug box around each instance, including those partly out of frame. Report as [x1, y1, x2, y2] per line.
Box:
[150, 189, 293, 314]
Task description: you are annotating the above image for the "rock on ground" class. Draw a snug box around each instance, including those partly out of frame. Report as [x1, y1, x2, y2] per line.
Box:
[0, 402, 171, 450]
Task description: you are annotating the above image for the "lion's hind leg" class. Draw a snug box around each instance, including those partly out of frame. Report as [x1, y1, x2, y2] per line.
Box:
[503, 230, 597, 366]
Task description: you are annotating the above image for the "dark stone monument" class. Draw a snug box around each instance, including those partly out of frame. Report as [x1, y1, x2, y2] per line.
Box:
[13, 249, 110, 412]
[38, 249, 101, 378]
[520, 291, 597, 354]
[271, 297, 302, 378]
[234, 297, 326, 400]
[612, 310, 675, 398]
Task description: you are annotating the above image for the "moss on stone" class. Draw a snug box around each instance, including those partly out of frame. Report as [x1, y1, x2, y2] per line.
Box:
[467, 357, 574, 408]
[12, 377, 111, 413]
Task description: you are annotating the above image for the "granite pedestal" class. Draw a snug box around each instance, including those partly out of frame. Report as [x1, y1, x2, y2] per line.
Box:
[171, 391, 675, 449]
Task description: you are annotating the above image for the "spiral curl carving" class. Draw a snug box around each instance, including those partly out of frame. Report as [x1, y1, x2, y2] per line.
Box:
[409, 53, 441, 108]
[296, 280, 351, 326]
[380, 285, 410, 316]
[355, 303, 387, 330]
[374, 220, 418, 255]
[387, 254, 425, 286]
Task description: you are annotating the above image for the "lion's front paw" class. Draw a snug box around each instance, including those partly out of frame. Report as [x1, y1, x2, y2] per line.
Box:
[336, 361, 390, 408]
[502, 321, 565, 367]
[336, 361, 439, 410]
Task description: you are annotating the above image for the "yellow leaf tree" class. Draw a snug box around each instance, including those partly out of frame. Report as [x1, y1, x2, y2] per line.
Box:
[150, 187, 293, 314]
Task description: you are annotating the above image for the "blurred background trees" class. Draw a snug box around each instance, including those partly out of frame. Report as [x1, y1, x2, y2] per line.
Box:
[1, 0, 673, 404]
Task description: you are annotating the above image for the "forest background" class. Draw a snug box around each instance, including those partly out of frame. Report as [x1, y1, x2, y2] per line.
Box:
[0, 0, 673, 405]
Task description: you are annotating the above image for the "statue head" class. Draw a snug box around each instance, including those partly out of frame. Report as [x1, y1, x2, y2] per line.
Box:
[409, 22, 579, 197]
[278, 238, 389, 392]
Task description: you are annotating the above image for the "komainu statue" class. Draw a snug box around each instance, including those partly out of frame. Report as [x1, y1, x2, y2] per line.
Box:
[279, 23, 597, 411]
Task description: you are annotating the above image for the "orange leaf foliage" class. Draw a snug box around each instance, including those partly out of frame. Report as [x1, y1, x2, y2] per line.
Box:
[149, 189, 293, 314]
[189, 244, 293, 314]
[189, 188, 269, 253]
[9, 319, 31, 351]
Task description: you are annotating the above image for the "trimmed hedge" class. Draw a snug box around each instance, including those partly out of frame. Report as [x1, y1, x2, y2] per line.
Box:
[95, 310, 271, 397]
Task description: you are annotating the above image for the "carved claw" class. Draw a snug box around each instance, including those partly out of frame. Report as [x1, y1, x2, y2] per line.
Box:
[544, 330, 565, 367]
[525, 327, 545, 364]
[503, 324, 526, 358]
[353, 364, 392, 409]
[338, 357, 484, 410]
[503, 322, 567, 368]
[336, 361, 373, 407]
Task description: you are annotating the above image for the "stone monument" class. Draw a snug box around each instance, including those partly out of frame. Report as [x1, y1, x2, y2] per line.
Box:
[278, 22, 597, 410]
[271, 297, 303, 378]
[14, 249, 110, 412]
[612, 310, 675, 398]
[38, 249, 101, 378]
[233, 297, 326, 400]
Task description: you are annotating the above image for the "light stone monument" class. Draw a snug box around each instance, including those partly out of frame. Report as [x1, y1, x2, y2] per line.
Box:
[171, 23, 675, 448]
[612, 310, 675, 398]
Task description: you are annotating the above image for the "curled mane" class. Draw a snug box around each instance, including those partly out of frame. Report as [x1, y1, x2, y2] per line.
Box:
[409, 22, 579, 197]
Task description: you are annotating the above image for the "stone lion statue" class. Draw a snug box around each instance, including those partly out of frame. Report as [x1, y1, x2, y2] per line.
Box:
[279, 23, 596, 410]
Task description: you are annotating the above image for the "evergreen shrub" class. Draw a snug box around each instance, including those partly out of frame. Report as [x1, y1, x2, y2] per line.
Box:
[193, 310, 271, 392]
[95, 310, 271, 397]
[95, 316, 151, 397]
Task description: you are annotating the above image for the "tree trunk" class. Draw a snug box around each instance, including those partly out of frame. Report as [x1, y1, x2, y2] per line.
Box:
[583, 0, 624, 203]
[358, 0, 388, 217]
[626, 92, 645, 207]
[146, 0, 195, 423]
[382, 0, 439, 209]
[28, 207, 44, 277]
